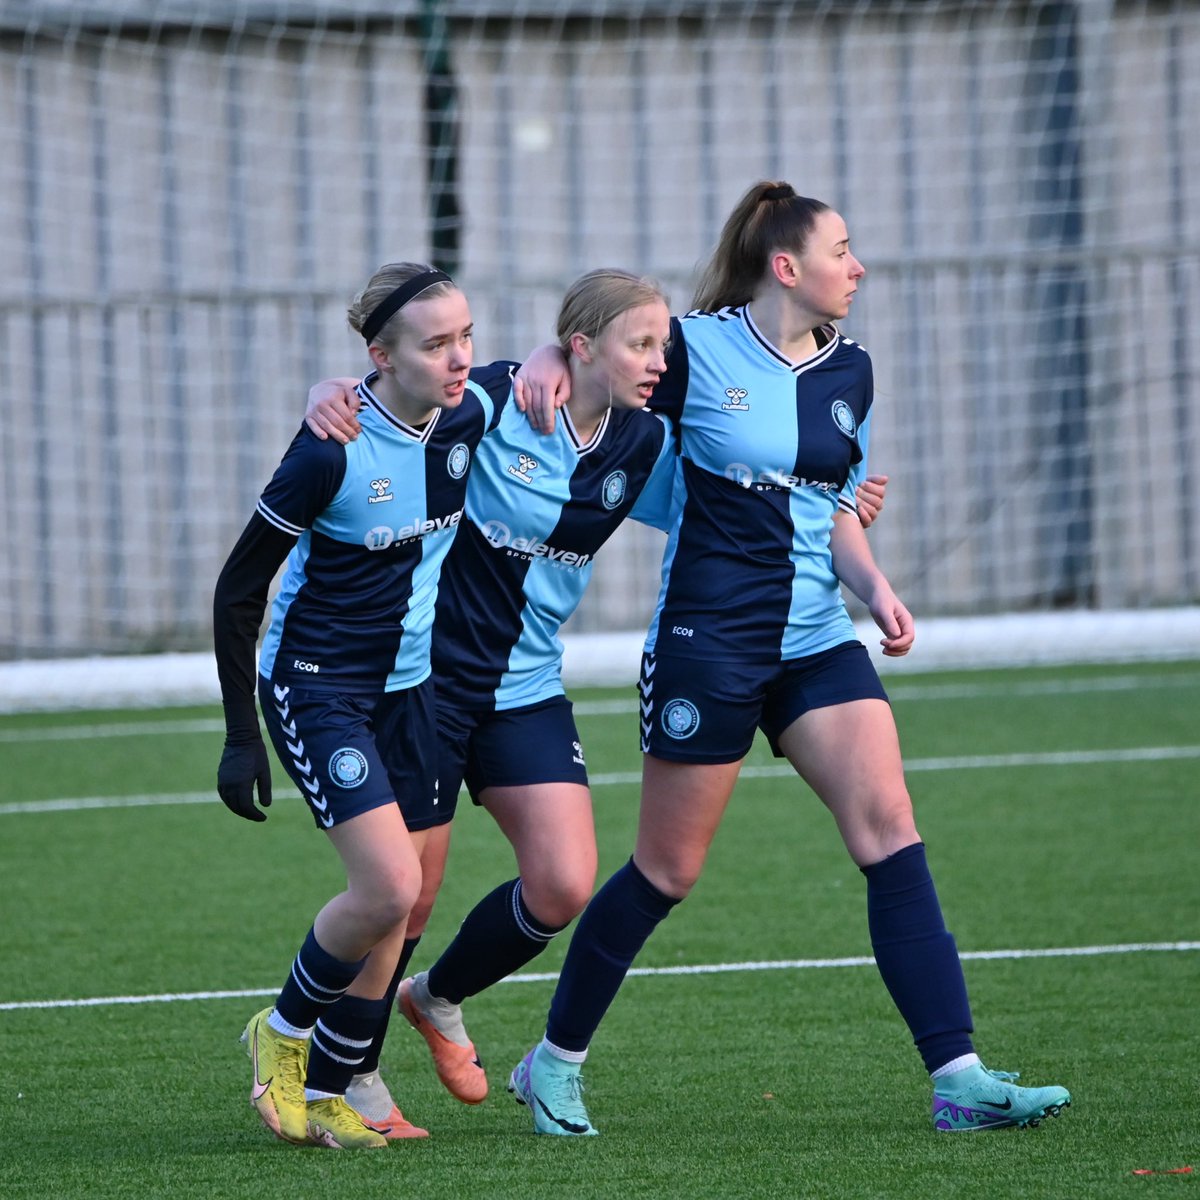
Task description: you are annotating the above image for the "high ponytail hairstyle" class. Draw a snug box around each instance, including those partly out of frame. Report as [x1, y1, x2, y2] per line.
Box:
[691, 181, 829, 312]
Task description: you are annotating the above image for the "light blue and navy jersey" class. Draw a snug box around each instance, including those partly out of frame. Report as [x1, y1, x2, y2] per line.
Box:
[253, 369, 510, 693]
[433, 399, 677, 711]
[644, 306, 872, 663]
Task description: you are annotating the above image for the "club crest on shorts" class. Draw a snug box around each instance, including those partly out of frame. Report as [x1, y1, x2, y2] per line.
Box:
[602, 470, 627, 510]
[661, 698, 700, 740]
[447, 443, 470, 479]
[831, 399, 857, 437]
[329, 747, 368, 788]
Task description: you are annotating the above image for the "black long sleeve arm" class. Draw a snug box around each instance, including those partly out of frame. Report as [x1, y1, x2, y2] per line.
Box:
[212, 511, 299, 737]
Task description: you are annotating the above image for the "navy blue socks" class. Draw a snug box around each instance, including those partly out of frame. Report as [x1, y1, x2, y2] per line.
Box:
[358, 934, 422, 1077]
[546, 858, 679, 1053]
[274, 926, 364, 1031]
[428, 878, 566, 1005]
[307, 993, 390, 1095]
[861, 842, 975, 1072]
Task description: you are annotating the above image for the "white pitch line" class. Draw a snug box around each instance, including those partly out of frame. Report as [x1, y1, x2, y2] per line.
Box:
[2, 672, 1198, 742]
[505, 940, 1200, 982]
[573, 673, 1200, 713]
[3, 941, 1196, 1012]
[3, 745, 1199, 816]
[0, 791, 217, 815]
[0, 718, 226, 743]
[585, 745, 1200, 788]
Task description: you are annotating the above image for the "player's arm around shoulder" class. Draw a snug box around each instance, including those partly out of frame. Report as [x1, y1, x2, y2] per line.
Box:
[855, 474, 888, 528]
[305, 376, 363, 443]
[512, 345, 570, 433]
[470, 359, 524, 435]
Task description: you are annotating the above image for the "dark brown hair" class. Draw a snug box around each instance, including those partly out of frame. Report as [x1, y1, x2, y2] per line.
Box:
[691, 181, 830, 311]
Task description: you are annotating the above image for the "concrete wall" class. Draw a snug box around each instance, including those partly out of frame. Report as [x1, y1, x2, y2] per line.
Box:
[1, 1, 1197, 655]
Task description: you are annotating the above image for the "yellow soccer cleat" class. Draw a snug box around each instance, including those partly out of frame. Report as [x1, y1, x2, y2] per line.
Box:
[306, 1095, 389, 1149]
[241, 1007, 309, 1144]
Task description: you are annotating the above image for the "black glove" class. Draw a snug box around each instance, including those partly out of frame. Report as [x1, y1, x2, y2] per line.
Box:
[217, 733, 273, 822]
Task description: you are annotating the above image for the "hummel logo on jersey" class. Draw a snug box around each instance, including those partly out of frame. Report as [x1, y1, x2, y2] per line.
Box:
[368, 478, 394, 504]
[508, 453, 539, 484]
[721, 386, 749, 411]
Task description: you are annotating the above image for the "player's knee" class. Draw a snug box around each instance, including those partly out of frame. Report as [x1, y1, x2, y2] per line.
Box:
[874, 789, 917, 843]
[368, 871, 422, 932]
[524, 867, 596, 926]
[846, 790, 917, 863]
[638, 853, 702, 901]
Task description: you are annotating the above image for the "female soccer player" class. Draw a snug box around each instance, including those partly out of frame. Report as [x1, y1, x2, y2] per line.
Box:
[505, 181, 1072, 1137]
[303, 269, 887, 1125]
[302, 270, 677, 1112]
[213, 262, 513, 1148]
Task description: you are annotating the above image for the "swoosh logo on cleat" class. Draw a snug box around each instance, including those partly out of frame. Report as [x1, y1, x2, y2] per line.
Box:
[534, 1093, 590, 1135]
[250, 1025, 272, 1102]
[979, 1096, 1013, 1110]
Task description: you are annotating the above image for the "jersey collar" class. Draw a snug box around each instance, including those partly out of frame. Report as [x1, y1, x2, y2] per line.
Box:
[739, 306, 841, 376]
[562, 404, 611, 456]
[358, 372, 443, 442]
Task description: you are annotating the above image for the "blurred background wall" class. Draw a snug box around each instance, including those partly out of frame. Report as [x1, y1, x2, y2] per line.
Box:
[1, 0, 1197, 657]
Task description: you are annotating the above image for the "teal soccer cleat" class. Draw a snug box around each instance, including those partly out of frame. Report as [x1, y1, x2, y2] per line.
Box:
[933, 1063, 1071, 1131]
[508, 1045, 599, 1136]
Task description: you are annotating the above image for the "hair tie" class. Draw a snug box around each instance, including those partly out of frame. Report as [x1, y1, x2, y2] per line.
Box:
[762, 184, 794, 201]
[361, 269, 452, 344]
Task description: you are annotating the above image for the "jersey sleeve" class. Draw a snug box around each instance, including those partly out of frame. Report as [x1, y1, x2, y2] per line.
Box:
[213, 429, 347, 735]
[628, 413, 681, 533]
[646, 316, 689, 424]
[838, 406, 872, 516]
[212, 513, 299, 736]
[257, 424, 348, 533]
[469, 359, 521, 432]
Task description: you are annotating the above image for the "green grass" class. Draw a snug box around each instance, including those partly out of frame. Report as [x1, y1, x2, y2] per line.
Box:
[1, 660, 1198, 1198]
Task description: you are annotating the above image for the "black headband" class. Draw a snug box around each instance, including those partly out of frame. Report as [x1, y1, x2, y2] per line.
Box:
[762, 184, 794, 201]
[361, 269, 453, 344]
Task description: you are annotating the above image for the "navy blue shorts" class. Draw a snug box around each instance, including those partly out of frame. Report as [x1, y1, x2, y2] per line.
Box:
[258, 676, 445, 831]
[436, 694, 589, 808]
[638, 641, 888, 764]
